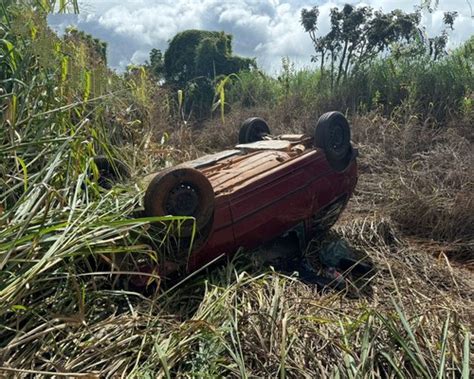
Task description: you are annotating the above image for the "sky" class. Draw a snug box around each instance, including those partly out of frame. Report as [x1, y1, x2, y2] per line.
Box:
[48, 0, 474, 74]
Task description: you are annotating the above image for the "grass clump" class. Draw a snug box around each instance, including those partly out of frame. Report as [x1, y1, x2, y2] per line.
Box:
[348, 113, 474, 264]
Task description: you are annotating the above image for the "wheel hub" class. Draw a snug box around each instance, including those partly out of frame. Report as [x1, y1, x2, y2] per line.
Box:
[166, 184, 199, 216]
[329, 124, 344, 151]
[248, 124, 268, 142]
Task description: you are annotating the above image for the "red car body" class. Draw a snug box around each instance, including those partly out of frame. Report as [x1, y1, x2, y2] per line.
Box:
[176, 137, 358, 272]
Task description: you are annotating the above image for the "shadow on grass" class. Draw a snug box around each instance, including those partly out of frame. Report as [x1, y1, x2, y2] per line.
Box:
[144, 230, 377, 319]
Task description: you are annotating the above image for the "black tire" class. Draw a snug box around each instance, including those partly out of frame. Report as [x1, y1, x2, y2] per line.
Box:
[238, 117, 270, 144]
[144, 167, 215, 238]
[92, 156, 130, 189]
[314, 112, 352, 171]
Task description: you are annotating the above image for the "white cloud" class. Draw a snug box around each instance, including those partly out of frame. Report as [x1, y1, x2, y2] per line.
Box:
[48, 0, 474, 73]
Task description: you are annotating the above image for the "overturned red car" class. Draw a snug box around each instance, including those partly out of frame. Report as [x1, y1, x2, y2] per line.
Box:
[142, 111, 358, 276]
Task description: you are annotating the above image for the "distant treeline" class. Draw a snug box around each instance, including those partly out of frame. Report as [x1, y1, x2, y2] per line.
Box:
[2, 1, 473, 131]
[137, 4, 472, 122]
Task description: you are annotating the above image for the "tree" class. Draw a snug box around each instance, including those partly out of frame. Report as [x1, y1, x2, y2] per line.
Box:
[300, 4, 457, 86]
[426, 11, 458, 60]
[161, 29, 256, 119]
[301, 7, 324, 72]
[146, 48, 164, 79]
[301, 5, 421, 86]
[163, 30, 254, 86]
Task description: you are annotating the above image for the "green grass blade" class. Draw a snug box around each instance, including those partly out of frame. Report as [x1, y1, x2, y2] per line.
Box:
[437, 313, 450, 379]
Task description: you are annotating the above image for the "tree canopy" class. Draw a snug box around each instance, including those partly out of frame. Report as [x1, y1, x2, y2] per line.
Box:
[163, 29, 255, 85]
[151, 29, 256, 119]
[300, 4, 458, 86]
[146, 48, 165, 79]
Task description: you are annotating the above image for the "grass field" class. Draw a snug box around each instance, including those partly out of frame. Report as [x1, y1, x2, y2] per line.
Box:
[1, 2, 473, 378]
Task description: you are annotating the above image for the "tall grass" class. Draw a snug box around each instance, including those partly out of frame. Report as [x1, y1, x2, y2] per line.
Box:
[1, 215, 471, 377]
[0, 0, 170, 345]
[225, 39, 474, 123]
[1, 2, 473, 377]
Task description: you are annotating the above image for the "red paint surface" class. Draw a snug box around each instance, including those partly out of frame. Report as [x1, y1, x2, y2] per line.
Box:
[186, 149, 357, 272]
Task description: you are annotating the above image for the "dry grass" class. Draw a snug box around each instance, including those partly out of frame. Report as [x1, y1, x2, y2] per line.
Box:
[349, 114, 474, 268]
[1, 214, 472, 377]
[2, 103, 473, 376]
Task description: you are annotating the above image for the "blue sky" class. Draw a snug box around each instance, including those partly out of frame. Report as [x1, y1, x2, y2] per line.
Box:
[48, 1, 474, 73]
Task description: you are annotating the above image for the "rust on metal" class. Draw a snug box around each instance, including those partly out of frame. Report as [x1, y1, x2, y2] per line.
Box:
[143, 137, 317, 197]
[187, 149, 241, 169]
[201, 146, 308, 195]
[236, 140, 292, 151]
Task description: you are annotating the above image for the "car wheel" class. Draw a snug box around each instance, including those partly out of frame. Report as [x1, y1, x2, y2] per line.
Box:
[144, 167, 215, 238]
[92, 156, 130, 189]
[238, 117, 270, 144]
[314, 112, 352, 171]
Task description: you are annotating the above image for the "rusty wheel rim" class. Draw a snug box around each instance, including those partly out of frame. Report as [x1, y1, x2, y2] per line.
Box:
[165, 183, 199, 216]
